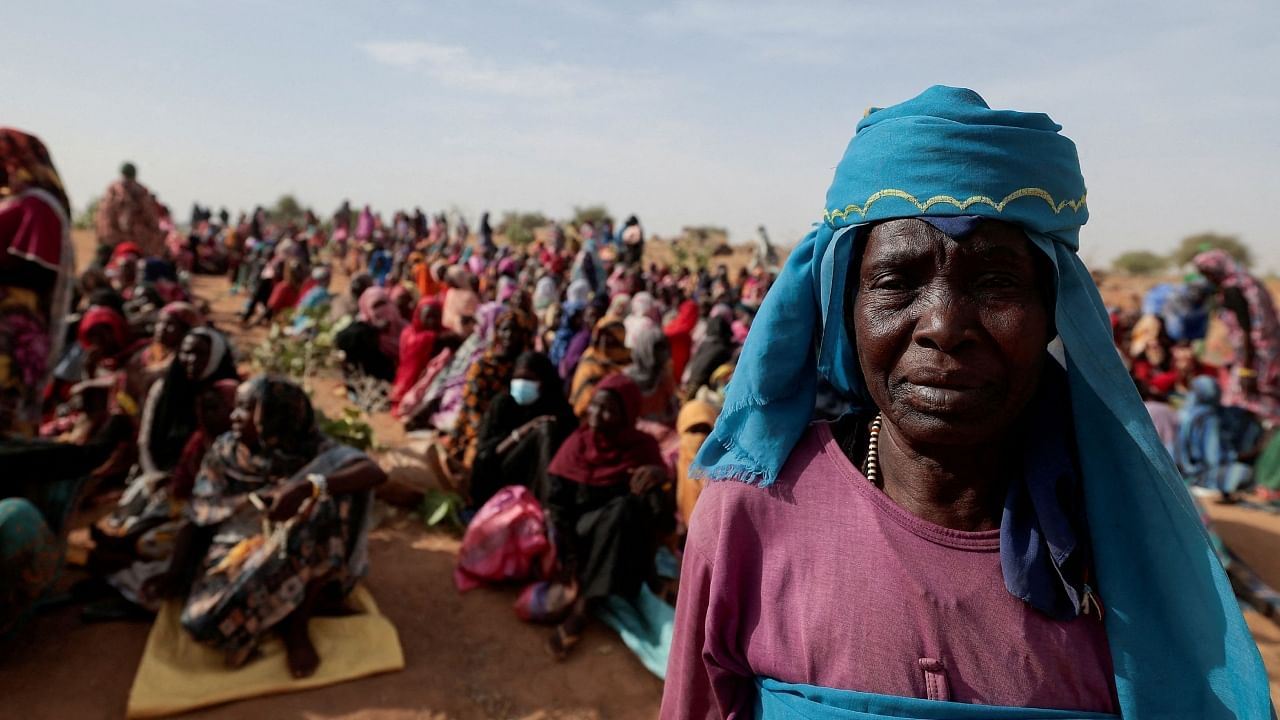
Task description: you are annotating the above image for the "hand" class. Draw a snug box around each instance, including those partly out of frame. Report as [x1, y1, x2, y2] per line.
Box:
[267, 480, 312, 522]
[629, 465, 666, 496]
[517, 415, 556, 436]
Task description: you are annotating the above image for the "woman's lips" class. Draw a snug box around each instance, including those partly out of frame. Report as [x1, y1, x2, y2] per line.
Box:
[897, 380, 990, 413]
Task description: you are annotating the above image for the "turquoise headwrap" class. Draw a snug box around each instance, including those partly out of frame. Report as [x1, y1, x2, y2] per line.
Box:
[696, 86, 1270, 718]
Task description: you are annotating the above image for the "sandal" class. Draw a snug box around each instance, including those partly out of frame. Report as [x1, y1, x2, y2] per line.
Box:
[544, 624, 581, 662]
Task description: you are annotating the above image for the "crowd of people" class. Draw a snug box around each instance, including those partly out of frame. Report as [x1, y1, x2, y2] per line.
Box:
[0, 128, 771, 682]
[1113, 253, 1280, 503]
[3, 87, 1278, 718]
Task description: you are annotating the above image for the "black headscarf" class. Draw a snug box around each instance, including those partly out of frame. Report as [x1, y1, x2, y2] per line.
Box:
[145, 328, 239, 470]
[685, 316, 734, 394]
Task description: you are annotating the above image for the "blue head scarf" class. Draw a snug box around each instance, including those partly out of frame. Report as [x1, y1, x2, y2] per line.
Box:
[696, 86, 1269, 718]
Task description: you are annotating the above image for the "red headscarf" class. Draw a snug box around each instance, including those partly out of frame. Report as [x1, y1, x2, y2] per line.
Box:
[110, 241, 144, 263]
[78, 306, 130, 354]
[547, 373, 664, 486]
[391, 298, 443, 407]
[663, 300, 699, 383]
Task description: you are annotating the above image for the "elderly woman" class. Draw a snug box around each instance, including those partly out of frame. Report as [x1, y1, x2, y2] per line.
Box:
[1193, 249, 1280, 422]
[662, 87, 1268, 719]
[149, 376, 386, 678]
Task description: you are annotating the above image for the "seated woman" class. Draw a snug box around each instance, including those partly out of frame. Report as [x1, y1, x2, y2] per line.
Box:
[469, 351, 578, 509]
[675, 363, 734, 526]
[558, 299, 605, 386]
[77, 304, 150, 412]
[446, 308, 536, 471]
[1176, 376, 1264, 502]
[627, 325, 678, 427]
[138, 327, 239, 475]
[663, 87, 1267, 718]
[390, 298, 447, 414]
[94, 380, 238, 608]
[335, 286, 403, 387]
[569, 320, 631, 417]
[138, 301, 203, 389]
[544, 374, 672, 660]
[148, 376, 387, 677]
[681, 315, 734, 398]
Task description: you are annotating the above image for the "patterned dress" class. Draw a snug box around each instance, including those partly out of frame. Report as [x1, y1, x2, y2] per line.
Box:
[179, 434, 369, 662]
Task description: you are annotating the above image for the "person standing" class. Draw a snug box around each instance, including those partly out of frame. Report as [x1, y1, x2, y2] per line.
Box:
[94, 161, 165, 257]
[0, 129, 75, 438]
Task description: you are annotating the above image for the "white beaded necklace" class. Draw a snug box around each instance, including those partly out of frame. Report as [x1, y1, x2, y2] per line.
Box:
[861, 413, 884, 487]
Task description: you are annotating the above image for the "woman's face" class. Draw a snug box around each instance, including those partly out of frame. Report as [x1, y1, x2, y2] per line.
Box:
[179, 333, 213, 381]
[587, 389, 626, 434]
[495, 319, 527, 358]
[230, 385, 260, 450]
[368, 295, 392, 328]
[155, 314, 189, 350]
[852, 219, 1051, 447]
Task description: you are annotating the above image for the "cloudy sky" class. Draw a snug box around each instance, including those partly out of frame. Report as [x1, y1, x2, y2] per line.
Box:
[6, 0, 1278, 269]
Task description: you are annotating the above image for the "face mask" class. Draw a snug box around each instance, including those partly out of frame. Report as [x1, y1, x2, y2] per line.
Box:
[510, 379, 541, 406]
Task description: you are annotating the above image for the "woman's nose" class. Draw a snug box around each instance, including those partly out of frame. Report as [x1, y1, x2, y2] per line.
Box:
[911, 289, 978, 353]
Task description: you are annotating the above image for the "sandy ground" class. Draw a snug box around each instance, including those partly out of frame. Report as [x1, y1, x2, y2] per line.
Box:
[2, 231, 1277, 717]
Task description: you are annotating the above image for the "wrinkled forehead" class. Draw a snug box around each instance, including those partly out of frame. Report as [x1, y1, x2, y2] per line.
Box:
[863, 217, 1034, 263]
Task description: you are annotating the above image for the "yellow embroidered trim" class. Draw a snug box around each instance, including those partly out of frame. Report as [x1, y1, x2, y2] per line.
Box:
[824, 188, 1087, 223]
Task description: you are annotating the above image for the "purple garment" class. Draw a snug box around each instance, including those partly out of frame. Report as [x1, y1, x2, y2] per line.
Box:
[1145, 400, 1180, 453]
[559, 329, 591, 383]
[662, 423, 1118, 720]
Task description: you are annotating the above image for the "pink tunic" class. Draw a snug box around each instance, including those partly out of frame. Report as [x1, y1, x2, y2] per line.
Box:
[662, 423, 1118, 719]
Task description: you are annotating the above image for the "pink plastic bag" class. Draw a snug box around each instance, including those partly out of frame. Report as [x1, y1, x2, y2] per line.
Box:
[454, 486, 555, 592]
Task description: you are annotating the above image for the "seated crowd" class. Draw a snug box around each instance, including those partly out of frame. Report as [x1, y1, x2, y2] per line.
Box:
[1117, 258, 1280, 504]
[0, 129, 764, 677]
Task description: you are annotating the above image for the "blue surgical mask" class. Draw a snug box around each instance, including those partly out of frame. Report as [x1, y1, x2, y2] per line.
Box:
[510, 378, 540, 406]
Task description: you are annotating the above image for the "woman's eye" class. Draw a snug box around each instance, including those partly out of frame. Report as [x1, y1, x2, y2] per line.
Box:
[870, 275, 912, 292]
[975, 274, 1021, 290]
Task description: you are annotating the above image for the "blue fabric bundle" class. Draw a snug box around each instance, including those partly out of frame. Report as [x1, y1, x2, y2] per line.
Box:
[693, 86, 1270, 718]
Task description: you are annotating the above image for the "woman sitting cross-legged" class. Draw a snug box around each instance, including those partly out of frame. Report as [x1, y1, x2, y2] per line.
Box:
[144, 375, 386, 678]
[469, 351, 578, 510]
[543, 373, 673, 660]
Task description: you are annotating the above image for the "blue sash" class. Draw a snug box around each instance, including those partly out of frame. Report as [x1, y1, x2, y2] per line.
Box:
[755, 679, 1120, 720]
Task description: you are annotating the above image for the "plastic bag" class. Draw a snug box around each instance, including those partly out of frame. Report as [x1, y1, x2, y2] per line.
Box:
[454, 485, 554, 592]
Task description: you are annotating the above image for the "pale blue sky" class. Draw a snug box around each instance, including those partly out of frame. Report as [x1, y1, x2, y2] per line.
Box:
[5, 1, 1279, 269]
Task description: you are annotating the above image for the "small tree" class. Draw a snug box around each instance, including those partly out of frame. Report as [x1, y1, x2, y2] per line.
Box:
[272, 194, 306, 226]
[571, 205, 613, 227]
[1170, 233, 1253, 268]
[499, 211, 547, 247]
[75, 196, 101, 230]
[1112, 250, 1168, 276]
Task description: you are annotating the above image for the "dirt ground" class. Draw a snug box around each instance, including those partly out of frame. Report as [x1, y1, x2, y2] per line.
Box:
[2, 231, 1277, 717]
